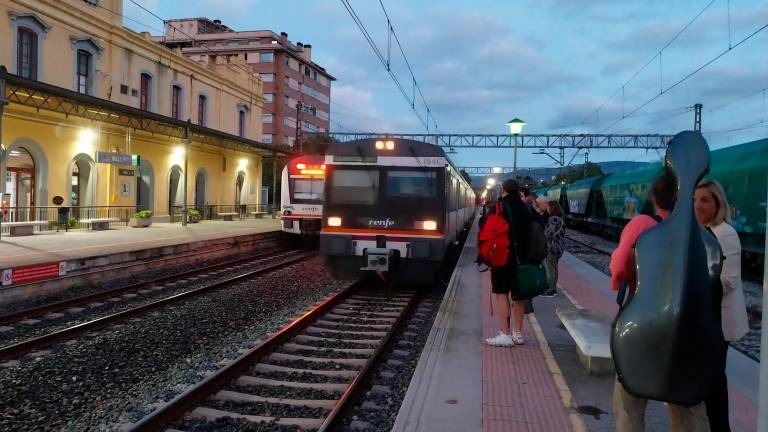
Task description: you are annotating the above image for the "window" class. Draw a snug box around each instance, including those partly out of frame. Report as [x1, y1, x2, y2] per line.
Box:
[304, 66, 311, 77]
[302, 121, 318, 132]
[261, 114, 273, 123]
[259, 52, 274, 62]
[284, 116, 296, 128]
[76, 50, 91, 94]
[386, 171, 437, 198]
[17, 28, 38, 80]
[197, 95, 207, 126]
[292, 178, 324, 202]
[259, 73, 274, 82]
[238, 109, 247, 137]
[330, 170, 379, 205]
[261, 134, 273, 143]
[449, 179, 459, 211]
[171, 85, 181, 119]
[140, 73, 151, 110]
[264, 93, 274, 103]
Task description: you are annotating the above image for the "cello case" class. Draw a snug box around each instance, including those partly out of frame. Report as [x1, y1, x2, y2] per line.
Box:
[610, 131, 725, 407]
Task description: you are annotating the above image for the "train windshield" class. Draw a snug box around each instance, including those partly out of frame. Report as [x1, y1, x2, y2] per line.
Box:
[329, 169, 379, 205]
[386, 171, 437, 198]
[291, 178, 324, 202]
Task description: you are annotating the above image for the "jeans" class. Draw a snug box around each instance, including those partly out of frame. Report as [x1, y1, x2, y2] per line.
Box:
[544, 252, 559, 291]
[613, 378, 710, 432]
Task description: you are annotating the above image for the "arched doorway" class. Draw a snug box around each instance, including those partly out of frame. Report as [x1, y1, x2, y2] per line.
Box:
[168, 165, 183, 221]
[136, 159, 154, 212]
[69, 154, 97, 208]
[3, 147, 35, 221]
[235, 171, 245, 214]
[194, 168, 207, 213]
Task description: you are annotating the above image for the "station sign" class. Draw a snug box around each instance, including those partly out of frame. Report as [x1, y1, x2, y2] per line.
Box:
[95, 151, 133, 165]
[2, 261, 66, 286]
[118, 169, 135, 176]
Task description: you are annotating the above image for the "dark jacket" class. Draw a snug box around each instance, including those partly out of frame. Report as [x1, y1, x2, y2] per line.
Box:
[501, 193, 533, 265]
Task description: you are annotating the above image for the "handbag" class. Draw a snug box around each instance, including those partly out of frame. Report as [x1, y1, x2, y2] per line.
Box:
[502, 202, 549, 300]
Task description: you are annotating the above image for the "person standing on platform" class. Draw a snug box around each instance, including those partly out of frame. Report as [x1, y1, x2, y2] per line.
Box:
[694, 180, 750, 432]
[609, 169, 709, 432]
[541, 199, 564, 298]
[485, 179, 533, 347]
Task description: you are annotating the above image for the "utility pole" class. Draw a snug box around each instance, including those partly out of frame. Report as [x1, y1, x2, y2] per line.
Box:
[0, 67, 8, 240]
[271, 151, 278, 219]
[295, 101, 303, 153]
[694, 103, 703, 132]
[181, 121, 190, 226]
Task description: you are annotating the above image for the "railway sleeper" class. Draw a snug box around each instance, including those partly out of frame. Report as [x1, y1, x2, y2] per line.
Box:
[252, 363, 358, 378]
[237, 375, 348, 392]
[212, 389, 337, 409]
[269, 351, 368, 367]
[322, 313, 397, 323]
[293, 334, 381, 346]
[281, 342, 375, 356]
[330, 308, 401, 318]
[315, 319, 391, 330]
[306, 326, 387, 337]
[190, 406, 323, 430]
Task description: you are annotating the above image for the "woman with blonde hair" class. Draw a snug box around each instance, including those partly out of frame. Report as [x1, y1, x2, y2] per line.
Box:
[694, 179, 750, 431]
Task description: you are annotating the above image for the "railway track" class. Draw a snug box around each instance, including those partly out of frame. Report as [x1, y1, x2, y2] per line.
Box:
[128, 284, 416, 432]
[565, 235, 612, 256]
[0, 250, 315, 360]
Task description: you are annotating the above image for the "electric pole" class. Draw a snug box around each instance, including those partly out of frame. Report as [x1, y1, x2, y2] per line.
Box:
[694, 103, 703, 132]
[295, 101, 302, 153]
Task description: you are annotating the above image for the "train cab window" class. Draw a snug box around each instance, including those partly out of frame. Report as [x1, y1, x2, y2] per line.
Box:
[449, 179, 459, 211]
[330, 170, 379, 205]
[386, 171, 436, 198]
[292, 178, 324, 202]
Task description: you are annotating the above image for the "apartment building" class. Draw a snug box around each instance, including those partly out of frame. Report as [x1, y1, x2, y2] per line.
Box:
[157, 18, 335, 148]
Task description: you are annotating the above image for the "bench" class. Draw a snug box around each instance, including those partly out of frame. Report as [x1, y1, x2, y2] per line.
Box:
[2, 221, 49, 236]
[556, 306, 614, 374]
[217, 212, 238, 221]
[249, 211, 267, 218]
[80, 217, 120, 231]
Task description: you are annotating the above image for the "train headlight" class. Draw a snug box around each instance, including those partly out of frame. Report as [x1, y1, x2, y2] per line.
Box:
[328, 217, 342, 227]
[385, 140, 395, 150]
[416, 220, 437, 230]
[375, 141, 385, 150]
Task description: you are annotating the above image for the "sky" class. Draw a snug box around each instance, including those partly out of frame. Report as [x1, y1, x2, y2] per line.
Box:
[123, 0, 768, 171]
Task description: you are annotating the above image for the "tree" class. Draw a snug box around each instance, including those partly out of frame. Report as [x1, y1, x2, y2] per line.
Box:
[552, 162, 604, 185]
[459, 169, 472, 184]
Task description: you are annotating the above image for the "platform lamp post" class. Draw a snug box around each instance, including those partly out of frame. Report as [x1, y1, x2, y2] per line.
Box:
[181, 121, 190, 227]
[506, 118, 526, 180]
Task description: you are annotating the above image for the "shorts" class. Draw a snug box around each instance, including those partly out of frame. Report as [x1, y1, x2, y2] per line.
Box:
[490, 263, 522, 299]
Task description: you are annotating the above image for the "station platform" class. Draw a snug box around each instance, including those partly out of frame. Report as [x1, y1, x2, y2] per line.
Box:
[393, 222, 760, 432]
[0, 218, 281, 304]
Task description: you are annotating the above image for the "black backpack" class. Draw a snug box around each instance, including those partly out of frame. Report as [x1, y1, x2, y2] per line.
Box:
[527, 215, 547, 264]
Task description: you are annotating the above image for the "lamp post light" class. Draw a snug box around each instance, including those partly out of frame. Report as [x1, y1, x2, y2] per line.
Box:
[506, 118, 526, 180]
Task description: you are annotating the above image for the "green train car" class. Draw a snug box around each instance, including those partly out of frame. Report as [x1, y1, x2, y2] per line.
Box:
[553, 137, 767, 267]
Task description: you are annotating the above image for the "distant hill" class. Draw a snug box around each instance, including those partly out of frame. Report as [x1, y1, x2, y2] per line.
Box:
[467, 161, 650, 188]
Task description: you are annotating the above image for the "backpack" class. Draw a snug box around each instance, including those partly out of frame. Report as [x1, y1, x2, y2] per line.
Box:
[477, 201, 510, 269]
[527, 213, 548, 264]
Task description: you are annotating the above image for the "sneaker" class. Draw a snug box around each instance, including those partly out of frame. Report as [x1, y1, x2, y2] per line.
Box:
[540, 289, 558, 298]
[511, 331, 524, 345]
[485, 331, 515, 347]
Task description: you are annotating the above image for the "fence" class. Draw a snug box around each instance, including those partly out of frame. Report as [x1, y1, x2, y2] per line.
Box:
[0, 206, 134, 235]
[170, 204, 273, 223]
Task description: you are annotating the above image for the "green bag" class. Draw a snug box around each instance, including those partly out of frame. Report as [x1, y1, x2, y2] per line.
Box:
[500, 201, 549, 300]
[515, 264, 549, 300]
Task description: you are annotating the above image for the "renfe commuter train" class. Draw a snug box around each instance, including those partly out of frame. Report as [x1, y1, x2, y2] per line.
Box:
[319, 138, 475, 283]
[280, 155, 325, 235]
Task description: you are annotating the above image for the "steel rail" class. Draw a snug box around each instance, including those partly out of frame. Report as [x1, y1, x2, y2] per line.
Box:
[127, 280, 363, 432]
[0, 252, 315, 360]
[0, 236, 286, 325]
[566, 235, 613, 256]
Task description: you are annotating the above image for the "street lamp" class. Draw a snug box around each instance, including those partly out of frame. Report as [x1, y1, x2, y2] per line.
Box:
[506, 118, 526, 179]
[486, 178, 496, 186]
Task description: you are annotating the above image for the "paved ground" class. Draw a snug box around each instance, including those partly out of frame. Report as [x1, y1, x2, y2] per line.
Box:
[0, 218, 281, 268]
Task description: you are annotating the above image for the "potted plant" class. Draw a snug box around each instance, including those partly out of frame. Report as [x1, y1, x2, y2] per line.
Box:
[187, 209, 201, 223]
[134, 210, 152, 227]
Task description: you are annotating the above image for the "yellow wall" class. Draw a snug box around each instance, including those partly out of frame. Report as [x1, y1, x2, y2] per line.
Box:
[0, 0, 269, 218]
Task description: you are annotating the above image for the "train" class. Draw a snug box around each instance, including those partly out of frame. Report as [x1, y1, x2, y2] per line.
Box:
[535, 136, 768, 268]
[280, 155, 326, 236]
[318, 137, 475, 283]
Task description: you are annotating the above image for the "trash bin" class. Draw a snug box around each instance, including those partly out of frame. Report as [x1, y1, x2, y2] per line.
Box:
[57, 207, 70, 231]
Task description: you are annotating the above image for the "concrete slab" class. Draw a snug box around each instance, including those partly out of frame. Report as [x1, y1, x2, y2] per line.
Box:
[0, 326, 13, 332]
[19, 319, 42, 325]
[42, 313, 66, 320]
[65, 307, 85, 314]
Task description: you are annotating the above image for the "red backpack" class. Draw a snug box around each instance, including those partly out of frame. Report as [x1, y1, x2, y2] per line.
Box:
[477, 201, 510, 269]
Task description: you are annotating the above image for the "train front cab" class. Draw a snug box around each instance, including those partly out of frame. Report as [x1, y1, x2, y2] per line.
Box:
[280, 156, 325, 236]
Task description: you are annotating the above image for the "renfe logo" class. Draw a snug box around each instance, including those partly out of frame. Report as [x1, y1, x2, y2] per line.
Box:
[368, 218, 395, 228]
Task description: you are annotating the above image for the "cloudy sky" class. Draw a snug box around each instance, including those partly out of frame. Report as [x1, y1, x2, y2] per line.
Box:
[123, 0, 767, 170]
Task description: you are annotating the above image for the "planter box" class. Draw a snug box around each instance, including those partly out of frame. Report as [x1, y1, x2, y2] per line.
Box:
[135, 218, 152, 228]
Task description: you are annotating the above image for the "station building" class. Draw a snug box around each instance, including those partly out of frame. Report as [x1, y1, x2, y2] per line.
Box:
[154, 18, 335, 148]
[0, 0, 289, 226]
